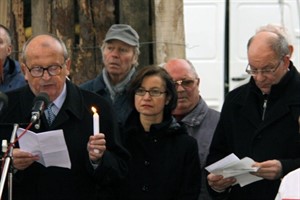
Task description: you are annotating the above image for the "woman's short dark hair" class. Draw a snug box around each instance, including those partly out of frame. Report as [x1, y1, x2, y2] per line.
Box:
[128, 65, 178, 117]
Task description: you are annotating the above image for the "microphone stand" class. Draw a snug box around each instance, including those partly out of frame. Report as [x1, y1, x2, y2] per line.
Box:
[0, 123, 19, 200]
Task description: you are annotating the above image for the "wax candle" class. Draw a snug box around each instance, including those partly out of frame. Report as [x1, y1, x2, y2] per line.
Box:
[91, 107, 100, 153]
[92, 107, 99, 134]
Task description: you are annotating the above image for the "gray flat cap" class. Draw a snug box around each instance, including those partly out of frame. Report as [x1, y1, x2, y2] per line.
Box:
[104, 24, 139, 47]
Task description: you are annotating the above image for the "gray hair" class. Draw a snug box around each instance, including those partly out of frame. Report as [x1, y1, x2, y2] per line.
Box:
[0, 24, 12, 45]
[247, 30, 290, 59]
[256, 24, 292, 45]
[185, 59, 199, 78]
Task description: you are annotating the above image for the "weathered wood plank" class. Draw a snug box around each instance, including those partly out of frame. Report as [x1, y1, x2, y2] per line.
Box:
[153, 0, 185, 64]
[119, 0, 152, 68]
[31, 0, 51, 34]
[11, 0, 26, 61]
[4, 0, 185, 84]
[72, 0, 115, 84]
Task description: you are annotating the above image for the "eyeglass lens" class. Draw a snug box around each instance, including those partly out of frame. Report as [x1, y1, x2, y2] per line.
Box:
[174, 79, 195, 87]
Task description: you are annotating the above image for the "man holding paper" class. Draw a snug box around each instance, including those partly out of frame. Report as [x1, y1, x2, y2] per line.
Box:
[0, 34, 130, 200]
[206, 24, 300, 200]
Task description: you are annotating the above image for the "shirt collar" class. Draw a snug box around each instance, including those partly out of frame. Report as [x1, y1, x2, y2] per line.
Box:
[52, 82, 67, 112]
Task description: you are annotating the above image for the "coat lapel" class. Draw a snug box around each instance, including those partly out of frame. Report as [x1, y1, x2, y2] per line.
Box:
[49, 81, 84, 128]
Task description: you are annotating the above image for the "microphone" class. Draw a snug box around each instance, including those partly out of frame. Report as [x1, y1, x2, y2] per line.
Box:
[0, 92, 8, 116]
[31, 93, 50, 123]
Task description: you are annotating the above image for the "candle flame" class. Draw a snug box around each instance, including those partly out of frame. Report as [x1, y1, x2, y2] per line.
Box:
[91, 106, 97, 113]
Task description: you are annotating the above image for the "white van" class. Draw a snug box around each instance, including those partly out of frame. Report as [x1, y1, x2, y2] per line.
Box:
[184, 0, 300, 111]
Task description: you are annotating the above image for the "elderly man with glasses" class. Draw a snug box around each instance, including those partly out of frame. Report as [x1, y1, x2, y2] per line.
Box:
[206, 27, 300, 200]
[0, 34, 130, 200]
[164, 58, 220, 200]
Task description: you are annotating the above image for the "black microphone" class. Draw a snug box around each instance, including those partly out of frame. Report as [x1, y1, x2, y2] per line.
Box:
[31, 93, 50, 123]
[0, 92, 8, 116]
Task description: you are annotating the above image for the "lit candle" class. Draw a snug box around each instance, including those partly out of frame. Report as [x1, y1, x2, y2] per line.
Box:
[91, 107, 100, 153]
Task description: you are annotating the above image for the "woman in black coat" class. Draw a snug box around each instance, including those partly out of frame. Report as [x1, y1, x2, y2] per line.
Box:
[119, 66, 201, 200]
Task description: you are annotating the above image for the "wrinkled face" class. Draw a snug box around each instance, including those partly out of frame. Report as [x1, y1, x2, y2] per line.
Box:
[134, 75, 169, 121]
[248, 33, 290, 94]
[0, 28, 12, 62]
[22, 35, 70, 102]
[102, 40, 137, 81]
[164, 60, 199, 116]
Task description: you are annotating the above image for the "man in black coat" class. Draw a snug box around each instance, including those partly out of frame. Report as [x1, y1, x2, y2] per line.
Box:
[206, 27, 300, 199]
[0, 34, 129, 200]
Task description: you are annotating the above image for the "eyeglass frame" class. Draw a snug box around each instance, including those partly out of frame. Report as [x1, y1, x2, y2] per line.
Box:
[25, 63, 65, 78]
[245, 59, 283, 76]
[135, 88, 166, 97]
[173, 78, 198, 88]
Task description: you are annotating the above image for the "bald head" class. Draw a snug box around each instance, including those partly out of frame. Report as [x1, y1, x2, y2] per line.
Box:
[256, 24, 293, 56]
[247, 31, 290, 60]
[22, 34, 69, 64]
[164, 58, 200, 120]
[164, 58, 198, 79]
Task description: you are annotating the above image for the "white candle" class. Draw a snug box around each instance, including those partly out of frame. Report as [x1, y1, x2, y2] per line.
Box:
[92, 110, 99, 135]
[91, 107, 100, 153]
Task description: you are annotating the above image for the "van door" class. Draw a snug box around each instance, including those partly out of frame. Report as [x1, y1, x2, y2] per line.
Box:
[184, 0, 225, 111]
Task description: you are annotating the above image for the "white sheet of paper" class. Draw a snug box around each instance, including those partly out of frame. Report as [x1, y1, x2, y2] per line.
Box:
[205, 153, 263, 187]
[16, 128, 71, 169]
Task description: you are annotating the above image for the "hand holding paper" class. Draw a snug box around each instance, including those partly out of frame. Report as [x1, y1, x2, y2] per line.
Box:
[16, 128, 71, 169]
[205, 153, 263, 187]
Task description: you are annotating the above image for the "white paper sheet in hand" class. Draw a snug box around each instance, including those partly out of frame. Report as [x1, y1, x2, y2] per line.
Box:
[16, 128, 71, 169]
[205, 153, 263, 187]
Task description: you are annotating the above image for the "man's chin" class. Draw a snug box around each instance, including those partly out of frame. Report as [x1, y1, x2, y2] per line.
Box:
[259, 87, 271, 94]
[177, 98, 187, 103]
[172, 107, 188, 116]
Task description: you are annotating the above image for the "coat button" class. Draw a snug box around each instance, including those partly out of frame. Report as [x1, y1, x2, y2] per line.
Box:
[142, 185, 149, 192]
[144, 160, 150, 166]
[256, 134, 262, 139]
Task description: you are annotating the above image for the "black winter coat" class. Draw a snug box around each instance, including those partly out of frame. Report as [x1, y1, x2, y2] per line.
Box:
[0, 81, 130, 200]
[206, 62, 300, 200]
[119, 111, 202, 200]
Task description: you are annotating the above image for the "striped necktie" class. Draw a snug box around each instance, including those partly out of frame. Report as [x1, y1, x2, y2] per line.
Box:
[46, 103, 56, 125]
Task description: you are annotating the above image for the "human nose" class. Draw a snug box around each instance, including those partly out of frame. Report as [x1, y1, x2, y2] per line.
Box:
[110, 49, 120, 57]
[142, 91, 152, 99]
[175, 83, 185, 91]
[254, 72, 266, 82]
[41, 69, 51, 79]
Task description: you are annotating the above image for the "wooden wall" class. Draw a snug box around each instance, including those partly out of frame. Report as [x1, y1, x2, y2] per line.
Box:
[0, 0, 185, 85]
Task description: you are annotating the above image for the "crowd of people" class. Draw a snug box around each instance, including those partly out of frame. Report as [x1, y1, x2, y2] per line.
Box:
[0, 22, 299, 200]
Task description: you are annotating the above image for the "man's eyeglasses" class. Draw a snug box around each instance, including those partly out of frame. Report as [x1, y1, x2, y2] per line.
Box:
[135, 88, 166, 97]
[245, 60, 282, 76]
[26, 64, 64, 78]
[173, 79, 197, 88]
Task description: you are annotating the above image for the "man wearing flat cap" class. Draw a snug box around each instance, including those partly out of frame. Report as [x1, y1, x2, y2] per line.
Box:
[81, 24, 140, 124]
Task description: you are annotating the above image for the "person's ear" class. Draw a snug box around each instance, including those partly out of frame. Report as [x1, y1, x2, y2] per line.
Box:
[21, 63, 29, 81]
[6, 44, 12, 56]
[288, 45, 294, 57]
[65, 58, 71, 76]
